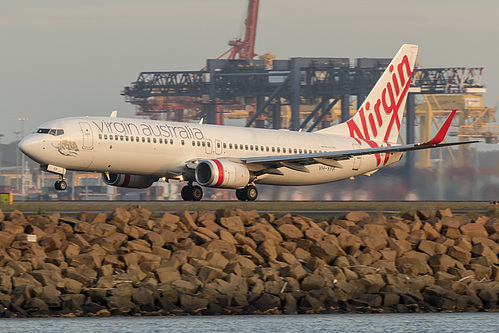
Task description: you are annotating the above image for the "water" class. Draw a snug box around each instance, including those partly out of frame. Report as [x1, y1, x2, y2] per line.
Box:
[1, 313, 499, 333]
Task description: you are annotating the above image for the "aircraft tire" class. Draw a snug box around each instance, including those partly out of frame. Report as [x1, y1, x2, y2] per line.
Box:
[235, 188, 246, 201]
[55, 180, 67, 191]
[181, 185, 193, 201]
[191, 185, 203, 201]
[245, 185, 258, 201]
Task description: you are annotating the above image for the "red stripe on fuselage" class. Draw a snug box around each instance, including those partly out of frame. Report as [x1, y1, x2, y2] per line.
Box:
[213, 160, 224, 187]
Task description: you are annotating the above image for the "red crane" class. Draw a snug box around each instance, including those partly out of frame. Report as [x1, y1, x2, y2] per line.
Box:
[133, 1, 260, 123]
[218, 0, 260, 60]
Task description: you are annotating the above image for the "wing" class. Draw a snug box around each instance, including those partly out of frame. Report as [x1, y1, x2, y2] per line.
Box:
[242, 110, 479, 173]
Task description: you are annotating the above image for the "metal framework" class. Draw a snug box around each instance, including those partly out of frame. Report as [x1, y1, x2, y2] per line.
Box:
[122, 58, 485, 136]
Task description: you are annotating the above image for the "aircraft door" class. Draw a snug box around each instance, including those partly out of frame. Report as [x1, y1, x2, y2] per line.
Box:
[352, 144, 361, 170]
[79, 122, 94, 150]
[205, 139, 213, 154]
[215, 139, 222, 155]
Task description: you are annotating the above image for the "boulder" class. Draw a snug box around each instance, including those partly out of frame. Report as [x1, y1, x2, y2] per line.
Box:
[418, 240, 447, 256]
[278, 224, 304, 240]
[472, 242, 499, 265]
[363, 235, 387, 252]
[428, 254, 458, 272]
[397, 251, 432, 275]
[300, 274, 325, 291]
[132, 287, 157, 307]
[220, 216, 245, 234]
[447, 245, 471, 265]
[309, 239, 338, 263]
[280, 264, 308, 281]
[344, 212, 369, 222]
[112, 207, 131, 224]
[460, 223, 488, 237]
[154, 267, 181, 284]
[436, 208, 453, 218]
[251, 294, 281, 313]
[484, 218, 499, 234]
[180, 295, 209, 312]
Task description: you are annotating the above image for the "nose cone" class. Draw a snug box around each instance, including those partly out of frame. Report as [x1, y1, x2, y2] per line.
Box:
[19, 135, 41, 162]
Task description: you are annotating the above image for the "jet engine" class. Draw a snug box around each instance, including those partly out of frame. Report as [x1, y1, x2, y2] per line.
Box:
[195, 159, 251, 189]
[102, 173, 157, 189]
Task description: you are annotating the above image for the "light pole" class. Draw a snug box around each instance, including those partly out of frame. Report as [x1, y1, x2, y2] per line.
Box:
[18, 118, 27, 197]
[14, 131, 20, 193]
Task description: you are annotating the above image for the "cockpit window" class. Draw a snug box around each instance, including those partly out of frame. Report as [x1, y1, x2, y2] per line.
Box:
[36, 128, 64, 136]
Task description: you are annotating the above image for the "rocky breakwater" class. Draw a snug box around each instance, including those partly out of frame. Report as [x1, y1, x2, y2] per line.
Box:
[1, 206, 499, 317]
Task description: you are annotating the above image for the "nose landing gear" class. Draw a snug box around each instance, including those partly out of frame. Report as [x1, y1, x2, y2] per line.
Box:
[54, 177, 67, 191]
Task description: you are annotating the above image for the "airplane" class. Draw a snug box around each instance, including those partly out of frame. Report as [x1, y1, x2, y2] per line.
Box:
[19, 44, 477, 201]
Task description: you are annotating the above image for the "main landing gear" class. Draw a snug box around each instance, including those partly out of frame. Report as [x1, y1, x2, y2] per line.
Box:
[236, 185, 258, 201]
[181, 182, 203, 201]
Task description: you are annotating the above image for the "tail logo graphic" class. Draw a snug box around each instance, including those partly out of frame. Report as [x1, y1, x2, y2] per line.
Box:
[346, 54, 414, 143]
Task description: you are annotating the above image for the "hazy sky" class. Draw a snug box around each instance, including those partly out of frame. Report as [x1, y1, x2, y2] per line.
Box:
[1, 0, 499, 143]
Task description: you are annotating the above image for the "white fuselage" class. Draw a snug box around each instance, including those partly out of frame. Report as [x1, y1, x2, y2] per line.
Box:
[20, 116, 403, 186]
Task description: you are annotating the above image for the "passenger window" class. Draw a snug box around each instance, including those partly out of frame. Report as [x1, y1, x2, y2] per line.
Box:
[136, 137, 139, 142]
[245, 145, 248, 150]
[130, 136, 134, 142]
[255, 146, 258, 151]
[147, 137, 151, 143]
[234, 144, 238, 150]
[250, 145, 253, 151]
[229, 143, 233, 149]
[181, 140, 185, 145]
[207, 141, 211, 147]
[223, 143, 226, 149]
[170, 139, 173, 144]
[283, 148, 286, 153]
[192, 141, 195, 146]
[240, 144, 243, 150]
[142, 137, 145, 142]
[198, 141, 201, 147]
[109, 135, 113, 140]
[98, 134, 102, 139]
[299, 149, 302, 154]
[115, 135, 119, 140]
[125, 136, 129, 141]
[217, 142, 221, 148]
[277, 147, 280, 153]
[266, 146, 269, 152]
[272, 147, 275, 152]
[159, 138, 162, 144]
[104, 134, 107, 140]
[202, 141, 205, 147]
[153, 138, 156, 143]
[294, 149, 297, 154]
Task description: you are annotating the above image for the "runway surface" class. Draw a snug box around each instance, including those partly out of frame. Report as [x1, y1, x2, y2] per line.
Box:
[1, 201, 493, 218]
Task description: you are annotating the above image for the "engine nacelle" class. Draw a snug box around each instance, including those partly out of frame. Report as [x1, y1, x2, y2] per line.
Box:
[102, 173, 157, 189]
[195, 159, 250, 189]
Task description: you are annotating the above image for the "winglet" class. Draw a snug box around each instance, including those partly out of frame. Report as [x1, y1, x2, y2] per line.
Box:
[110, 110, 118, 118]
[421, 109, 456, 146]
